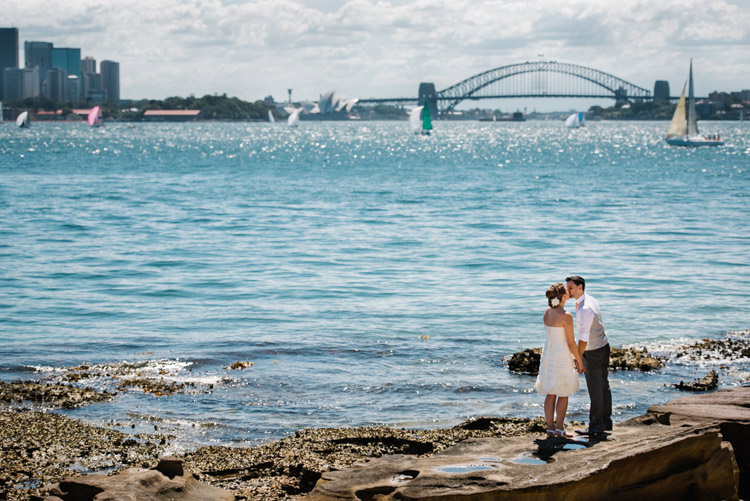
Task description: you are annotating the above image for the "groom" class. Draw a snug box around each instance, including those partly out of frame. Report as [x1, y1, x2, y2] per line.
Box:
[566, 276, 612, 440]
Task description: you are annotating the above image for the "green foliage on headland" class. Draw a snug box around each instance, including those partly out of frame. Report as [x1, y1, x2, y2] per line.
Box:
[589, 96, 748, 121]
[129, 94, 275, 121]
[3, 94, 277, 121]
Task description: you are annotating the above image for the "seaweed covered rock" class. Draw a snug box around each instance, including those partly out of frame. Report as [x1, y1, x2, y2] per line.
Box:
[507, 346, 662, 375]
[675, 370, 719, 392]
[506, 348, 542, 375]
[0, 380, 113, 408]
[677, 332, 750, 361]
[610, 347, 664, 371]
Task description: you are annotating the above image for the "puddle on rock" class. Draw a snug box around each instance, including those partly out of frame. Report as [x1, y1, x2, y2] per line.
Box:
[562, 443, 587, 450]
[511, 454, 549, 465]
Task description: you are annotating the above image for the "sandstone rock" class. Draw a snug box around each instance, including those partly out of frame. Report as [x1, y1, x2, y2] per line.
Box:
[308, 389, 750, 501]
[43, 458, 233, 501]
[648, 385, 750, 499]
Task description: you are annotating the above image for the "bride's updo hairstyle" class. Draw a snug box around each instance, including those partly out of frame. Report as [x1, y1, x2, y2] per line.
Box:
[546, 282, 566, 308]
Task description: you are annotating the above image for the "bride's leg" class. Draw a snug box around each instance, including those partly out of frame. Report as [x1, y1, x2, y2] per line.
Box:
[544, 394, 556, 432]
[554, 396, 569, 430]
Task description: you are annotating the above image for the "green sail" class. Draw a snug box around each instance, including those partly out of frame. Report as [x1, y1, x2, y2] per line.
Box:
[422, 103, 433, 131]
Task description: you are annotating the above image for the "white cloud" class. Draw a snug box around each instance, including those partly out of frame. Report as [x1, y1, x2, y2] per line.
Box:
[4, 0, 749, 103]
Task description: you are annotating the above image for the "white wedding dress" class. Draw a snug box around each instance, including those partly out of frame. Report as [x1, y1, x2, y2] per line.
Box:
[535, 325, 579, 396]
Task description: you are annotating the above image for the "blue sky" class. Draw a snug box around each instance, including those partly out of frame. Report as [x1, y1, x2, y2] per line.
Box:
[2, 0, 748, 111]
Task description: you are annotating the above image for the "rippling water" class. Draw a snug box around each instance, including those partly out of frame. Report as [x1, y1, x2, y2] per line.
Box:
[1, 120, 748, 449]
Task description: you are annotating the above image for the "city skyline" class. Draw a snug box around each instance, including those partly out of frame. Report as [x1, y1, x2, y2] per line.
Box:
[2, 0, 749, 111]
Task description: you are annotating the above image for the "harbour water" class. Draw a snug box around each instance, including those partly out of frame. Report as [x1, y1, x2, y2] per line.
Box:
[1, 120, 748, 451]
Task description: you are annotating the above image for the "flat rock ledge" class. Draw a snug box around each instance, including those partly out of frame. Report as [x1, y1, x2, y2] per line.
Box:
[308, 386, 750, 501]
[41, 458, 234, 501]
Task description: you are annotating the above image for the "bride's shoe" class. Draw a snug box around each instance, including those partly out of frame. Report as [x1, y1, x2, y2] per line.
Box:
[545, 429, 555, 438]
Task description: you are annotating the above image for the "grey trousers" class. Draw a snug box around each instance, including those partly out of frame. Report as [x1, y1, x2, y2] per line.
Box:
[582, 344, 612, 433]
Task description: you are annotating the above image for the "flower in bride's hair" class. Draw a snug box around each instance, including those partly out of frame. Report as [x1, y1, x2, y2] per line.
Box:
[550, 297, 561, 307]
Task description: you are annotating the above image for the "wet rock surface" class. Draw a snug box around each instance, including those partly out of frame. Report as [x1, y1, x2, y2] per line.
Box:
[675, 331, 750, 361]
[609, 346, 664, 371]
[506, 347, 542, 374]
[675, 369, 719, 391]
[0, 380, 114, 409]
[506, 346, 663, 375]
[507, 330, 750, 377]
[0, 410, 170, 501]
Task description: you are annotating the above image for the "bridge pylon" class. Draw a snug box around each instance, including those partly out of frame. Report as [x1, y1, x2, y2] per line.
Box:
[418, 83, 438, 120]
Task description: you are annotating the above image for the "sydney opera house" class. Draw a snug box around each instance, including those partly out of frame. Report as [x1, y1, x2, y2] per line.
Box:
[283, 90, 359, 120]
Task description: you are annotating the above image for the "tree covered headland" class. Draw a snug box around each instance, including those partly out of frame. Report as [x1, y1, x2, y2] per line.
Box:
[589, 90, 749, 121]
[130, 94, 275, 120]
[2, 94, 278, 121]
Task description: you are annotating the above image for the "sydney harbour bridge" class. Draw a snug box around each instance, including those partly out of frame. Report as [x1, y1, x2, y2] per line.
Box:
[357, 61, 654, 116]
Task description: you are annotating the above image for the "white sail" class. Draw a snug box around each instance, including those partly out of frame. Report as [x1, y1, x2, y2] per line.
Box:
[268, 109, 275, 123]
[687, 60, 699, 136]
[565, 112, 585, 128]
[667, 83, 687, 139]
[409, 106, 424, 133]
[287, 108, 301, 127]
[16, 111, 29, 127]
[0, 101, 3, 123]
[666, 60, 722, 147]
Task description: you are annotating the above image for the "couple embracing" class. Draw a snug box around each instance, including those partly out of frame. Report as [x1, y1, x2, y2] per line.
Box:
[535, 276, 612, 440]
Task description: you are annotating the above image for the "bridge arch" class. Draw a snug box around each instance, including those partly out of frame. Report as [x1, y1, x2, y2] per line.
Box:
[436, 61, 652, 113]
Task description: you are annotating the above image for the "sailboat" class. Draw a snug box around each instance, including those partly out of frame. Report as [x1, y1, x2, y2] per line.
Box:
[287, 107, 301, 127]
[409, 106, 423, 134]
[268, 109, 275, 123]
[565, 112, 585, 128]
[0, 101, 3, 123]
[87, 106, 103, 127]
[16, 111, 30, 128]
[421, 103, 433, 135]
[666, 60, 723, 147]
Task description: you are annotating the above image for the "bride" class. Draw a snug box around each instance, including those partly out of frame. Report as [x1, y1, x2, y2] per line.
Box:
[535, 282, 585, 437]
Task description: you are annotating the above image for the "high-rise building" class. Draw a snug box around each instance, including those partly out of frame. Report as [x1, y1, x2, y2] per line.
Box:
[66, 75, 80, 103]
[25, 41, 53, 94]
[52, 47, 81, 78]
[82, 71, 101, 102]
[45, 67, 67, 102]
[654, 80, 671, 102]
[0, 28, 19, 100]
[100, 60, 119, 102]
[3, 67, 39, 100]
[81, 56, 96, 74]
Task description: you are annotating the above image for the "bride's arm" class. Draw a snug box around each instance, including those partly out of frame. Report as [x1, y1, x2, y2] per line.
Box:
[564, 314, 584, 373]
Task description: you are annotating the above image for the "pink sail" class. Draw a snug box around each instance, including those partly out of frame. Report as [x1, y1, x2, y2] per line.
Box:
[87, 106, 101, 126]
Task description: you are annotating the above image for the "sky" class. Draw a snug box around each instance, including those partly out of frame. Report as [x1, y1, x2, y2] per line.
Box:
[2, 0, 749, 111]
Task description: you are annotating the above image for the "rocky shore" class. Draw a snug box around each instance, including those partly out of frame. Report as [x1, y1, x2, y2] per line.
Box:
[1, 331, 747, 500]
[0, 402, 550, 500]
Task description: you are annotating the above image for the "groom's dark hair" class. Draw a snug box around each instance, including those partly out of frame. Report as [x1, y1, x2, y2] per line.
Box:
[565, 275, 585, 290]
